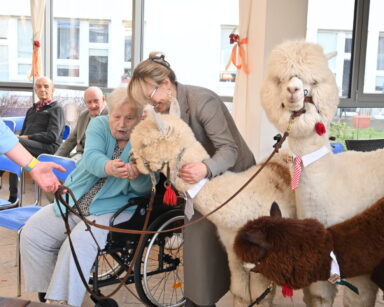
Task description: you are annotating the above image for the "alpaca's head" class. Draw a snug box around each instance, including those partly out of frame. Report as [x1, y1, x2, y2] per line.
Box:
[130, 111, 208, 189]
[234, 202, 333, 289]
[261, 40, 339, 139]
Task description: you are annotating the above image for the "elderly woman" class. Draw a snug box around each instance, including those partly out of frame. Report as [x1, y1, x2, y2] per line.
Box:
[128, 53, 256, 307]
[20, 87, 153, 306]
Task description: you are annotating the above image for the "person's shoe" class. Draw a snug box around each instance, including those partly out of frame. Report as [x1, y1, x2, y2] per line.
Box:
[46, 299, 68, 305]
[165, 233, 184, 250]
[8, 196, 18, 204]
[38, 292, 46, 302]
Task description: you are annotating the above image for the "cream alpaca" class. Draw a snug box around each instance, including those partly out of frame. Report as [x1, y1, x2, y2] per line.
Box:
[130, 113, 296, 306]
[261, 40, 381, 307]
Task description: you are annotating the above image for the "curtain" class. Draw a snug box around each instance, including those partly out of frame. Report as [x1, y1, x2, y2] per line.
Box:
[30, 0, 46, 78]
[232, 0, 261, 157]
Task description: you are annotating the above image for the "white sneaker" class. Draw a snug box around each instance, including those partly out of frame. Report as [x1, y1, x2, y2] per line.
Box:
[46, 299, 68, 305]
[165, 233, 184, 250]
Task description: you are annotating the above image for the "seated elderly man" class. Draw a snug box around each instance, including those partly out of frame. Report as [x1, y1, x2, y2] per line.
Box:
[20, 87, 154, 306]
[55, 86, 108, 161]
[8, 76, 65, 204]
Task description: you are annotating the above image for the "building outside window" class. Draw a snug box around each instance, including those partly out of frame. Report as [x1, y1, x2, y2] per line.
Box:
[89, 21, 109, 44]
[308, 0, 384, 143]
[57, 20, 80, 60]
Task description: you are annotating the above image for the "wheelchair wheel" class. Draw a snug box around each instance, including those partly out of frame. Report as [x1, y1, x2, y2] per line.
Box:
[89, 251, 127, 285]
[134, 209, 185, 307]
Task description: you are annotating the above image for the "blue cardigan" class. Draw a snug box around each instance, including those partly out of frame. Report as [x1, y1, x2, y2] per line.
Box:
[0, 119, 19, 154]
[54, 116, 154, 216]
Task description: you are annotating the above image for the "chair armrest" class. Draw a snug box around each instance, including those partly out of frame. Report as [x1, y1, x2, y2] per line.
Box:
[109, 196, 150, 226]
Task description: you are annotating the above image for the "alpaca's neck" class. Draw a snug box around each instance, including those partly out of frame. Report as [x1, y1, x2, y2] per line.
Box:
[171, 141, 210, 193]
[288, 133, 330, 156]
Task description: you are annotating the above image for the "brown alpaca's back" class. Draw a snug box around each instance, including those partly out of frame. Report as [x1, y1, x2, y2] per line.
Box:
[329, 196, 384, 278]
[234, 197, 384, 289]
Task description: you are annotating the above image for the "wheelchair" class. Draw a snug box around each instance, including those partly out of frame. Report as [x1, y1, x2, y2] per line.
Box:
[88, 184, 186, 307]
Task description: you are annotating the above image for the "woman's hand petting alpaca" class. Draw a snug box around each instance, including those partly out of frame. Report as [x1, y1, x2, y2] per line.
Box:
[105, 159, 140, 180]
[178, 162, 208, 184]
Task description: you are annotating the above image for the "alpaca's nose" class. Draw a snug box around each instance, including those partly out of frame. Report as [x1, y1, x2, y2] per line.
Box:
[287, 85, 300, 94]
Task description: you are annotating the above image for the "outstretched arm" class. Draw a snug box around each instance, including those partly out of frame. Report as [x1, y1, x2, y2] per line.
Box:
[5, 143, 65, 193]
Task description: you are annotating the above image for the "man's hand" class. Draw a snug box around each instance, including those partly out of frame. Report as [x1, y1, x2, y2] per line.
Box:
[178, 162, 208, 184]
[29, 162, 65, 193]
[19, 135, 29, 139]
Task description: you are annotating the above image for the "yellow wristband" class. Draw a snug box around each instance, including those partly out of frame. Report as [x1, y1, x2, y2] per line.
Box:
[24, 157, 38, 172]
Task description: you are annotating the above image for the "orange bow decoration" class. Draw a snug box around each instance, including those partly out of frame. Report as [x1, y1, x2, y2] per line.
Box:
[31, 40, 41, 78]
[225, 34, 249, 74]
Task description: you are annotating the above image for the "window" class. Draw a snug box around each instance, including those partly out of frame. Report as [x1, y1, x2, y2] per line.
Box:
[89, 21, 109, 43]
[57, 20, 80, 60]
[309, 0, 384, 141]
[0, 17, 9, 39]
[0, 46, 8, 80]
[124, 22, 132, 62]
[143, 0, 239, 97]
[220, 25, 237, 83]
[17, 18, 32, 58]
[57, 65, 80, 77]
[89, 49, 108, 87]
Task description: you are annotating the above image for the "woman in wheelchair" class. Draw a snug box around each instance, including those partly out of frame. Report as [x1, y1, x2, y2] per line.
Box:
[20, 87, 155, 306]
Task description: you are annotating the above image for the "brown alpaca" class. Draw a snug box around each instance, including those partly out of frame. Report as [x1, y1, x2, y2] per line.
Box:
[234, 199, 384, 290]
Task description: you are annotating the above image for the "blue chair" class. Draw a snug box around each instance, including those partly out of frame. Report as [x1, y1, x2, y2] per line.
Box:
[0, 155, 23, 209]
[330, 141, 345, 154]
[3, 120, 16, 132]
[63, 124, 71, 140]
[0, 154, 76, 296]
[37, 154, 76, 181]
[1, 116, 25, 132]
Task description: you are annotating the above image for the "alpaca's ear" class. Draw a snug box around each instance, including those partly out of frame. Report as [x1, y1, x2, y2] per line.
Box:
[325, 50, 337, 60]
[270, 201, 282, 218]
[145, 105, 169, 135]
[241, 229, 266, 246]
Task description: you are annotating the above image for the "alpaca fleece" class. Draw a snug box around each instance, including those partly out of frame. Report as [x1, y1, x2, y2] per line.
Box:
[130, 113, 296, 306]
[234, 197, 384, 290]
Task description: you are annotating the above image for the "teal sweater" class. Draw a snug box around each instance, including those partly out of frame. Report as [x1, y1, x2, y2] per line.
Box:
[54, 116, 154, 216]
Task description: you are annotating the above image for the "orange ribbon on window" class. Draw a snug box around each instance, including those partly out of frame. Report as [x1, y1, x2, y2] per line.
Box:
[225, 36, 249, 74]
[31, 40, 41, 78]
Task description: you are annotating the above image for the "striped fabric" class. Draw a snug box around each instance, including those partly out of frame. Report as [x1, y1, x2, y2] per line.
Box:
[291, 156, 302, 190]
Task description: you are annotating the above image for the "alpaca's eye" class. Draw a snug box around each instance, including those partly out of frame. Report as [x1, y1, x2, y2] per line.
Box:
[274, 77, 281, 85]
[311, 80, 318, 86]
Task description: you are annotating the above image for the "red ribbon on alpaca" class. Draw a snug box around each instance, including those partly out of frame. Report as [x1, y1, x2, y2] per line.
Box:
[282, 284, 293, 298]
[225, 34, 249, 74]
[163, 184, 177, 206]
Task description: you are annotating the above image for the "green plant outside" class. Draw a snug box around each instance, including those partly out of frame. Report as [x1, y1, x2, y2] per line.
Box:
[330, 121, 384, 149]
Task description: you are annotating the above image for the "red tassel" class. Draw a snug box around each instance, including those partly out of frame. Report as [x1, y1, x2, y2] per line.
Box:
[282, 284, 293, 298]
[163, 185, 177, 206]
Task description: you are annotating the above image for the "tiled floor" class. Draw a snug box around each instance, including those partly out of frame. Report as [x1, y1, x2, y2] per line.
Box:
[0, 173, 383, 306]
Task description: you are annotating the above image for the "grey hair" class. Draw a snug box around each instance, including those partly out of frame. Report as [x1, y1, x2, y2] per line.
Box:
[34, 76, 54, 88]
[107, 86, 143, 117]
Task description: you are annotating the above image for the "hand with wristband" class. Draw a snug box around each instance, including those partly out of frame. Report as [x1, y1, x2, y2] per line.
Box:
[5, 143, 65, 193]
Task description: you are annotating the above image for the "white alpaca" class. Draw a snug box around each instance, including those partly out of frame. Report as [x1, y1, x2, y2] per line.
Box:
[261, 40, 381, 307]
[130, 113, 296, 306]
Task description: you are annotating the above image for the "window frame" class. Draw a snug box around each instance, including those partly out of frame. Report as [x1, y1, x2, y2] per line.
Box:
[341, 0, 384, 108]
[8, 0, 384, 107]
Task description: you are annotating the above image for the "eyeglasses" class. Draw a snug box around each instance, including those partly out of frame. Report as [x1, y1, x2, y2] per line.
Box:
[149, 86, 159, 99]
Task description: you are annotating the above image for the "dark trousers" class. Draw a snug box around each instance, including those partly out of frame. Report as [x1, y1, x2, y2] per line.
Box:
[185, 298, 216, 307]
[9, 138, 56, 199]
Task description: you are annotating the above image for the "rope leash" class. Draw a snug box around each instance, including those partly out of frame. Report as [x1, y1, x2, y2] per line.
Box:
[55, 125, 291, 236]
